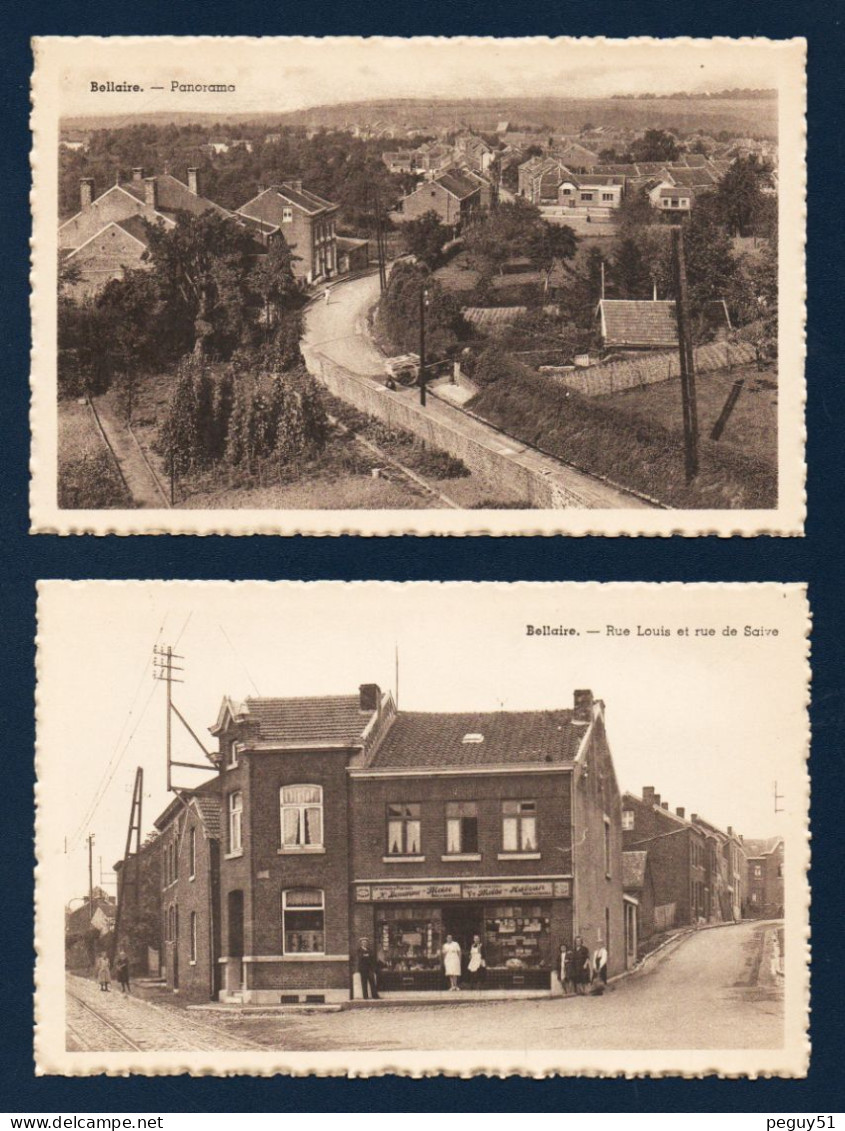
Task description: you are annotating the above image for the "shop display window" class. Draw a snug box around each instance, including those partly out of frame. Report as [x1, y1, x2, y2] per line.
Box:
[282, 888, 325, 954]
[377, 905, 443, 971]
[483, 903, 551, 970]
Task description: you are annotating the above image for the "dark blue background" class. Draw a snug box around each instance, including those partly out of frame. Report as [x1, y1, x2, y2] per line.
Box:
[3, 0, 842, 1112]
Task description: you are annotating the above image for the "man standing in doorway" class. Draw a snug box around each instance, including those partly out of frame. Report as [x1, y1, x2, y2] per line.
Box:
[357, 937, 380, 1000]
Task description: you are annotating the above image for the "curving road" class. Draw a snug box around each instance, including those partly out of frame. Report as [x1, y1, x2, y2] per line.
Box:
[302, 271, 650, 510]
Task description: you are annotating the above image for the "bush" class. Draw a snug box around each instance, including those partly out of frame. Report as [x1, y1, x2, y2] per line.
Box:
[58, 452, 134, 509]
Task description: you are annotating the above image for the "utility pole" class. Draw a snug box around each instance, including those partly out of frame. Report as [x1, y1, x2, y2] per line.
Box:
[670, 226, 699, 483]
[87, 833, 95, 920]
[111, 767, 144, 962]
[419, 284, 428, 407]
[153, 643, 213, 793]
[372, 185, 387, 293]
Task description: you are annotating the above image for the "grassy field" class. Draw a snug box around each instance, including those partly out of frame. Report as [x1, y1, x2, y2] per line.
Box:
[57, 399, 133, 509]
[603, 363, 777, 469]
[470, 363, 777, 509]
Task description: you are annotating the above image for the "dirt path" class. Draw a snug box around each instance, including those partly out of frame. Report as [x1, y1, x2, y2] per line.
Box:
[91, 399, 169, 509]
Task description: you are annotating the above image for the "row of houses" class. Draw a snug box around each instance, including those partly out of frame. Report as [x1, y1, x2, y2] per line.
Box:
[58, 169, 364, 300]
[517, 154, 738, 216]
[113, 684, 782, 1005]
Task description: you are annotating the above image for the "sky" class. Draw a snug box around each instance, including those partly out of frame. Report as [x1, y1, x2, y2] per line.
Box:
[36, 582, 808, 903]
[37, 37, 795, 121]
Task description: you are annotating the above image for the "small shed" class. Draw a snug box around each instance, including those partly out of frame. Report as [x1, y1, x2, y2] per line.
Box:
[597, 299, 679, 351]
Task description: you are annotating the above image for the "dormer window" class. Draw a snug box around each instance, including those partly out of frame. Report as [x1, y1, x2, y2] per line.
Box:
[282, 207, 293, 223]
[462, 733, 484, 744]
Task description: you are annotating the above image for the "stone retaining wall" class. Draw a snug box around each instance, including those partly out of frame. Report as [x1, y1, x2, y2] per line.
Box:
[311, 353, 586, 508]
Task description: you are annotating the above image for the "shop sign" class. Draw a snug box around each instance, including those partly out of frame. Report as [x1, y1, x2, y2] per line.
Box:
[461, 880, 554, 900]
[553, 880, 572, 898]
[368, 883, 463, 902]
[355, 886, 372, 902]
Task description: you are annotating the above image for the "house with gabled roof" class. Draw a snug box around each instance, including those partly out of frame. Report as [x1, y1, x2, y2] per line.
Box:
[394, 170, 482, 228]
[743, 836, 784, 918]
[58, 167, 231, 298]
[236, 181, 339, 283]
[349, 688, 624, 992]
[144, 683, 624, 1003]
[597, 299, 680, 351]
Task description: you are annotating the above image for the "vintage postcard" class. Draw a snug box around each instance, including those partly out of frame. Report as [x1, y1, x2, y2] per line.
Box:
[35, 581, 810, 1076]
[31, 36, 806, 536]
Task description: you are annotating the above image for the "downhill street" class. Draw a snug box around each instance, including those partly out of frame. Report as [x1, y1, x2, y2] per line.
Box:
[67, 920, 783, 1053]
[301, 271, 650, 509]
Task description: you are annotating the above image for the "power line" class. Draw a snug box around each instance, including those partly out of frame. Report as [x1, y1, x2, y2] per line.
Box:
[218, 624, 262, 697]
[70, 679, 159, 848]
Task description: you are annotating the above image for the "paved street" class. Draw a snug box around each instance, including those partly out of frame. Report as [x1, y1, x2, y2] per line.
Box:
[67, 921, 783, 1053]
[302, 271, 649, 509]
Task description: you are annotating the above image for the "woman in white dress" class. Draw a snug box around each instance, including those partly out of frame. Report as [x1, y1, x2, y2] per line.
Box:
[442, 934, 462, 991]
[467, 934, 485, 988]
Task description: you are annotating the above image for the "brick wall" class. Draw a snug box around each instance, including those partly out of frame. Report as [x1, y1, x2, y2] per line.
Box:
[545, 340, 757, 398]
[312, 353, 587, 508]
[349, 770, 573, 880]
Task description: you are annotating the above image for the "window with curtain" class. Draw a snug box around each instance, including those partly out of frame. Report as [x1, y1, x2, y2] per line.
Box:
[445, 801, 478, 854]
[280, 785, 323, 848]
[502, 800, 537, 852]
[386, 803, 421, 855]
[228, 791, 243, 853]
[282, 889, 325, 954]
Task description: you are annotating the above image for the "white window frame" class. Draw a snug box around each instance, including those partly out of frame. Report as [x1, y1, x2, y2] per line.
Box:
[501, 800, 537, 853]
[282, 889, 325, 956]
[622, 810, 635, 831]
[387, 802, 421, 856]
[604, 815, 612, 877]
[228, 791, 243, 854]
[445, 801, 479, 855]
[188, 825, 196, 879]
[280, 784, 324, 850]
[282, 207, 293, 223]
[189, 911, 198, 964]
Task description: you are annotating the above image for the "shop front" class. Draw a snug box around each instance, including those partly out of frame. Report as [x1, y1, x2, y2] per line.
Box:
[353, 878, 573, 992]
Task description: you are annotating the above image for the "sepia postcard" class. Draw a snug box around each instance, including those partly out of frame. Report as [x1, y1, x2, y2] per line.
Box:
[35, 581, 810, 1076]
[31, 36, 806, 536]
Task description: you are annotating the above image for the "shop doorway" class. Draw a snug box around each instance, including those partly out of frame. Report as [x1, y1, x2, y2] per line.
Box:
[442, 902, 484, 959]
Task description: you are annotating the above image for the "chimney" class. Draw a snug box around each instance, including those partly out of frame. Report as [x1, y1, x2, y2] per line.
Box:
[653, 793, 661, 809]
[691, 813, 698, 823]
[572, 689, 594, 724]
[661, 802, 668, 810]
[144, 176, 158, 210]
[187, 167, 200, 195]
[80, 178, 94, 209]
[642, 786, 655, 807]
[359, 683, 380, 713]
[132, 167, 144, 182]
[289, 178, 303, 193]
[676, 807, 686, 819]
[727, 825, 733, 836]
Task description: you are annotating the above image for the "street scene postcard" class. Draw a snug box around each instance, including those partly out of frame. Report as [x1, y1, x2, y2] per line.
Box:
[30, 36, 805, 536]
[35, 581, 810, 1077]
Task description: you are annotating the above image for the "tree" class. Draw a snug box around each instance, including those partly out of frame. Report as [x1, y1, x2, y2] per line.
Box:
[525, 221, 577, 296]
[249, 236, 302, 332]
[631, 129, 680, 164]
[377, 261, 466, 360]
[613, 237, 652, 299]
[714, 156, 770, 237]
[400, 210, 451, 267]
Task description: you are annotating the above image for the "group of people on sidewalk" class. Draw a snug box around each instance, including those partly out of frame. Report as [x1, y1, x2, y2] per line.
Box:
[356, 933, 608, 999]
[94, 950, 131, 994]
[559, 937, 608, 996]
